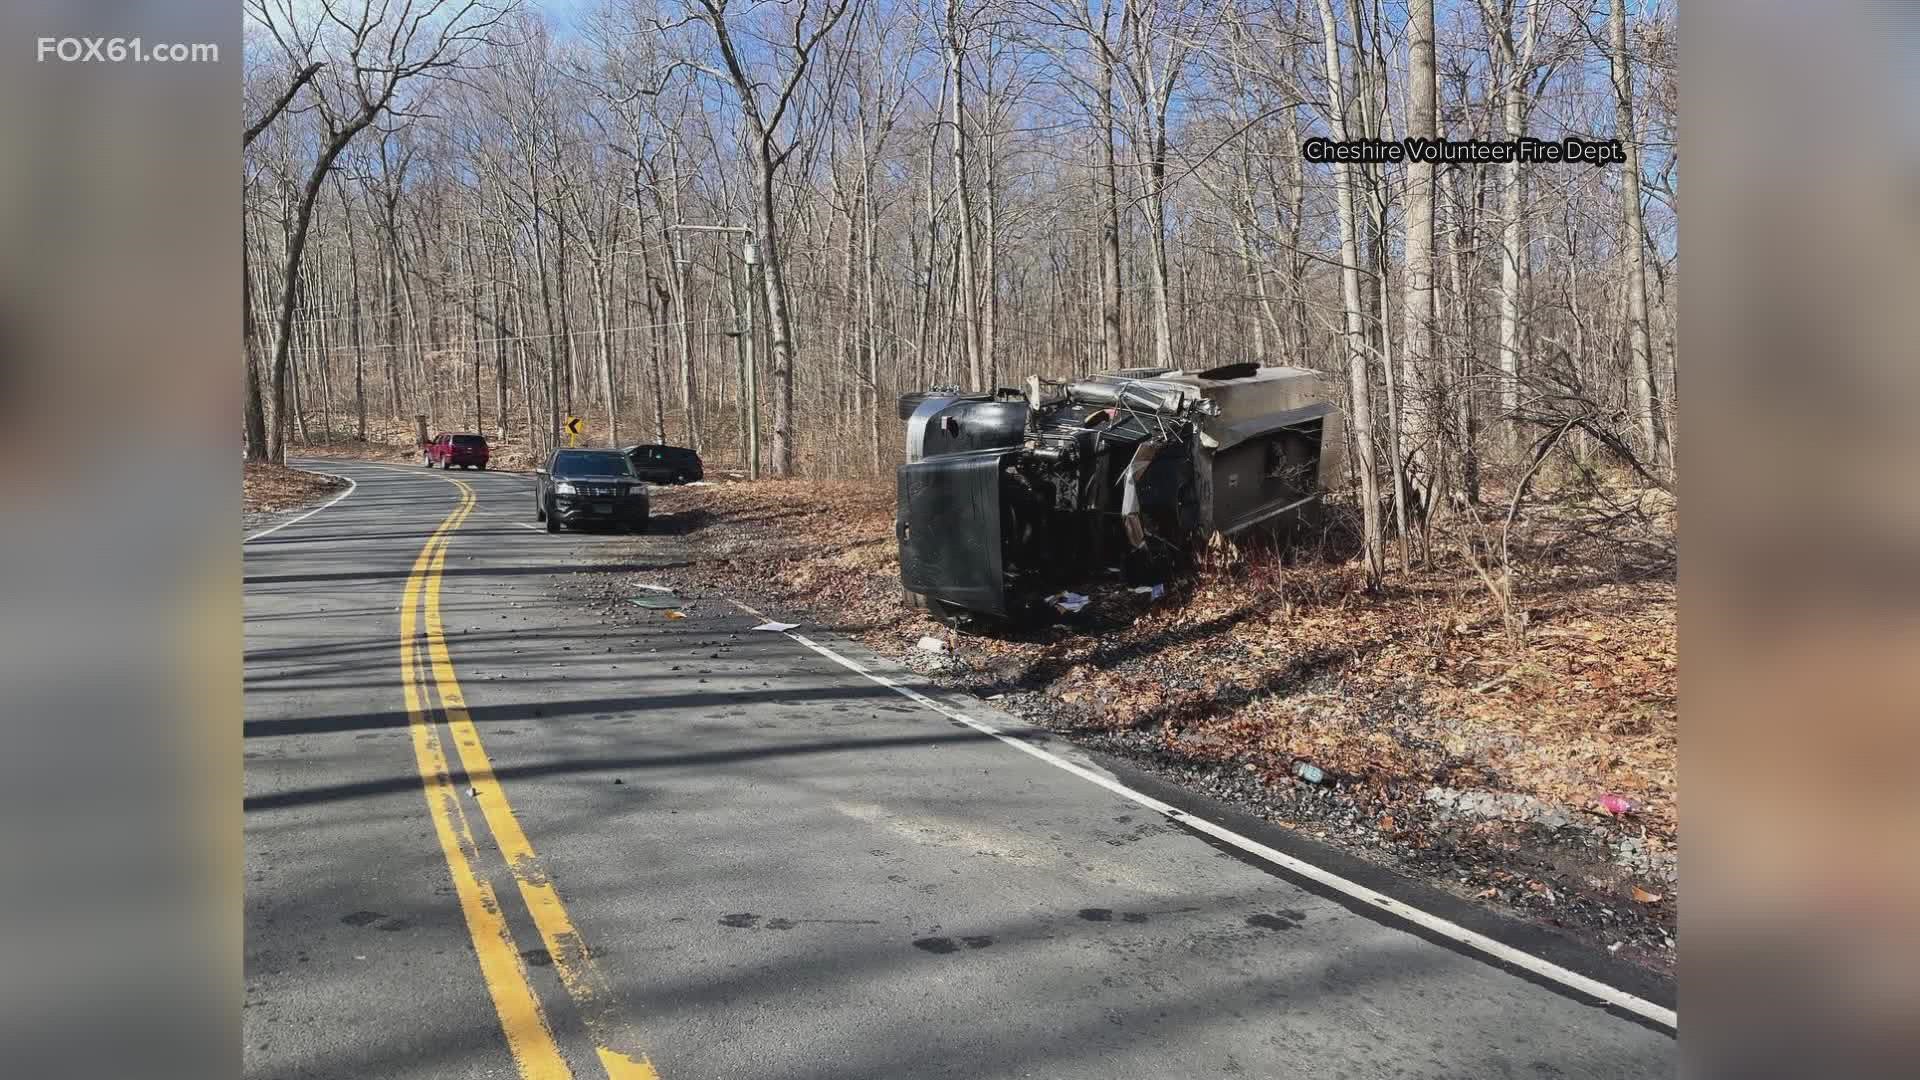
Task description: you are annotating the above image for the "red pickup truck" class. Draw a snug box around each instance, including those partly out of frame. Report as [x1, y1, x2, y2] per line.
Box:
[424, 432, 491, 470]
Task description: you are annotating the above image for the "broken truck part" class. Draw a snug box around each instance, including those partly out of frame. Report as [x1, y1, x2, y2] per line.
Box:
[896, 364, 1345, 619]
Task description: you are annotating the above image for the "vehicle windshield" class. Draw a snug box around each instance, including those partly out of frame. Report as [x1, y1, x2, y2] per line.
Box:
[550, 451, 634, 478]
[452, 435, 487, 448]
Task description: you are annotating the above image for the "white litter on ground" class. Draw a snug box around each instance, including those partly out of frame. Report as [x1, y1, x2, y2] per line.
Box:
[1048, 592, 1091, 614]
[915, 636, 948, 654]
[751, 621, 799, 632]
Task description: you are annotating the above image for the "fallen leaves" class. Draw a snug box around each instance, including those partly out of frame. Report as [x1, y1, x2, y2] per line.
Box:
[640, 475, 1679, 853]
[244, 463, 345, 513]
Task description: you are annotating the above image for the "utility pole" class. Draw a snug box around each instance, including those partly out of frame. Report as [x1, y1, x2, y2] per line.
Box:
[670, 223, 759, 479]
[742, 236, 760, 480]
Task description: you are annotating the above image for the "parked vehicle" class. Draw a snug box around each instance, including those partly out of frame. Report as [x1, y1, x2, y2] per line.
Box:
[535, 448, 649, 533]
[424, 433, 491, 470]
[623, 444, 703, 484]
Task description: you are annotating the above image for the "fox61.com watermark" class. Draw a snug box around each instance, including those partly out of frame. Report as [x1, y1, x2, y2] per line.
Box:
[37, 37, 219, 63]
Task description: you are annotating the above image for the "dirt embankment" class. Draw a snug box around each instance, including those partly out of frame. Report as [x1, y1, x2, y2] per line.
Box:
[634, 476, 1679, 969]
[243, 462, 346, 514]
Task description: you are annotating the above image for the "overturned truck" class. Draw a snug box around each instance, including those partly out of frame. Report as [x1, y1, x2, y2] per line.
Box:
[896, 364, 1344, 620]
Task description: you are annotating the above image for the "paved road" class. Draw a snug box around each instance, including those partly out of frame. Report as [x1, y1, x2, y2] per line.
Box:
[244, 459, 1676, 1080]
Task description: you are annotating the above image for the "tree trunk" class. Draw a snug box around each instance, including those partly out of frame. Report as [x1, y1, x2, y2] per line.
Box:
[947, 4, 984, 389]
[269, 127, 366, 464]
[513, 276, 538, 455]
[648, 279, 671, 445]
[669, 166, 698, 450]
[530, 162, 562, 451]
[1611, 0, 1667, 466]
[1490, 0, 1538, 442]
[1097, 19, 1124, 371]
[981, 94, 1001, 387]
[1142, 99, 1175, 370]
[1314, 0, 1384, 581]
[336, 186, 368, 441]
[489, 226, 509, 441]
[752, 160, 799, 475]
[243, 211, 270, 461]
[1402, 0, 1438, 543]
[464, 221, 482, 434]
[864, 155, 883, 473]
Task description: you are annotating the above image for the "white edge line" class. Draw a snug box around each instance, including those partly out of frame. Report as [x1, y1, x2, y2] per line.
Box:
[244, 471, 358, 543]
[776, 624, 1678, 1032]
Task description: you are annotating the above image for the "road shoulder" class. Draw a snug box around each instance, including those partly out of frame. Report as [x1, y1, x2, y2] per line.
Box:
[243, 461, 350, 537]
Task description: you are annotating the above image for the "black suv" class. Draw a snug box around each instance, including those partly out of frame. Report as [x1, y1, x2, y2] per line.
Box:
[535, 448, 649, 533]
[623, 444, 703, 484]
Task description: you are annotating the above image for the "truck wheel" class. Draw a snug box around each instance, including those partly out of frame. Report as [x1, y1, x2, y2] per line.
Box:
[545, 509, 560, 533]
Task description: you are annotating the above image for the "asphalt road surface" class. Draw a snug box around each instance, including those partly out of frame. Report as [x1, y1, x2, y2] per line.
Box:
[245, 458, 1677, 1080]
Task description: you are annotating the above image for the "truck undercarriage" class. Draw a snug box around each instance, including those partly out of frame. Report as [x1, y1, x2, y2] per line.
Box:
[896, 364, 1343, 621]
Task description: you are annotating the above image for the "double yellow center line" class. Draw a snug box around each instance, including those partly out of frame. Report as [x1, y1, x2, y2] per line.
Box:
[400, 478, 657, 1080]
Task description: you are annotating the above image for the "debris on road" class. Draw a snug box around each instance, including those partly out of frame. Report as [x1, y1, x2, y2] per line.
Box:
[1047, 592, 1091, 614]
[751, 621, 799, 632]
[631, 582, 676, 593]
[629, 593, 684, 609]
[1130, 584, 1167, 600]
[1597, 793, 1635, 816]
[916, 635, 948, 654]
[664, 610, 688, 620]
[1291, 761, 1326, 785]
[593, 468, 1678, 965]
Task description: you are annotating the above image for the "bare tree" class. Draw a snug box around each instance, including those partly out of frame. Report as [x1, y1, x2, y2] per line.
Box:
[246, 0, 508, 463]
[1610, 0, 1667, 467]
[1313, 0, 1384, 581]
[689, 0, 858, 476]
[1478, 0, 1545, 441]
[946, 0, 986, 388]
[1114, 0, 1195, 372]
[245, 0, 1680, 574]
[1402, 0, 1438, 551]
[243, 59, 322, 462]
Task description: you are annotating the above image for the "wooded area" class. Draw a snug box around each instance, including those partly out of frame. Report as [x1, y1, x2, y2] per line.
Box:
[243, 0, 1676, 576]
